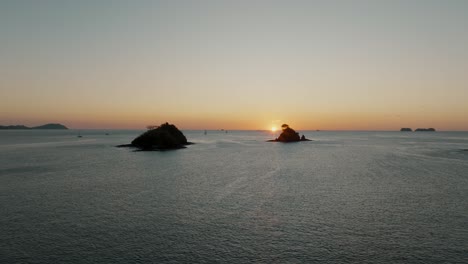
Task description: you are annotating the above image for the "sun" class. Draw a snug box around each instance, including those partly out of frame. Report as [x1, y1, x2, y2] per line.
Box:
[271, 127, 277, 132]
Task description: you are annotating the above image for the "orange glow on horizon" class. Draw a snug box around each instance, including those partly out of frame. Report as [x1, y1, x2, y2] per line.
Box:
[2, 108, 468, 131]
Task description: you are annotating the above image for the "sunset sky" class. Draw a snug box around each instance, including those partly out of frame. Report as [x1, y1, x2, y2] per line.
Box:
[1, 0, 467, 130]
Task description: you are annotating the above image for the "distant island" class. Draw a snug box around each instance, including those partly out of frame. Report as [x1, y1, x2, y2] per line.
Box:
[117, 122, 192, 151]
[268, 124, 311, 142]
[415, 128, 436, 132]
[0, 123, 68, 130]
[400, 128, 436, 132]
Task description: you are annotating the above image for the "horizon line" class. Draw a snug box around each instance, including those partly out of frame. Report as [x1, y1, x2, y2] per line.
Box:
[50, 128, 468, 132]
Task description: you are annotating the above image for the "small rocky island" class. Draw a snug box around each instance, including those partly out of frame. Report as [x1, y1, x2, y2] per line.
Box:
[268, 124, 311, 142]
[415, 128, 436, 132]
[400, 127, 436, 132]
[118, 122, 192, 151]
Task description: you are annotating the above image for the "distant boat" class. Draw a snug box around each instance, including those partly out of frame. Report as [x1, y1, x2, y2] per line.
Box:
[77, 131, 82, 138]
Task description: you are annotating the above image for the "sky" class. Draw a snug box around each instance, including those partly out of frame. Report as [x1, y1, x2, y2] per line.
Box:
[1, 0, 467, 130]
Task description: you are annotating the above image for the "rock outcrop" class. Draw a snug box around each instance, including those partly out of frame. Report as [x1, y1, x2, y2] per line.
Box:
[120, 122, 192, 151]
[268, 124, 311, 142]
[400, 128, 412, 132]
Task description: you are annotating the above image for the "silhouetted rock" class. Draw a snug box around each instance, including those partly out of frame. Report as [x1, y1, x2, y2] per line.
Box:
[268, 124, 311, 142]
[278, 126, 300, 142]
[400, 128, 412, 132]
[123, 122, 192, 151]
[415, 128, 436, 132]
[0, 123, 68, 129]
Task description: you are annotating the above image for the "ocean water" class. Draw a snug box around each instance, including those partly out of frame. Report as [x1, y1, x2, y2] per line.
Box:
[1, 130, 467, 263]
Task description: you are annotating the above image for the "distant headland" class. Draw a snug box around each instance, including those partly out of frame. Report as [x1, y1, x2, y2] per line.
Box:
[268, 124, 311, 142]
[400, 128, 436, 132]
[0, 123, 68, 130]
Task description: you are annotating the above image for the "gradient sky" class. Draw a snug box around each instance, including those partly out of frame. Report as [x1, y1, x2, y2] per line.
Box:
[1, 0, 467, 130]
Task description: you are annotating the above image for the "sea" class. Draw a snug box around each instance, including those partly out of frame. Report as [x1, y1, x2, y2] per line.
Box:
[1, 130, 467, 263]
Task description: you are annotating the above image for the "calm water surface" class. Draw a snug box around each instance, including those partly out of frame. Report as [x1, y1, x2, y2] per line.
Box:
[1, 130, 467, 263]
